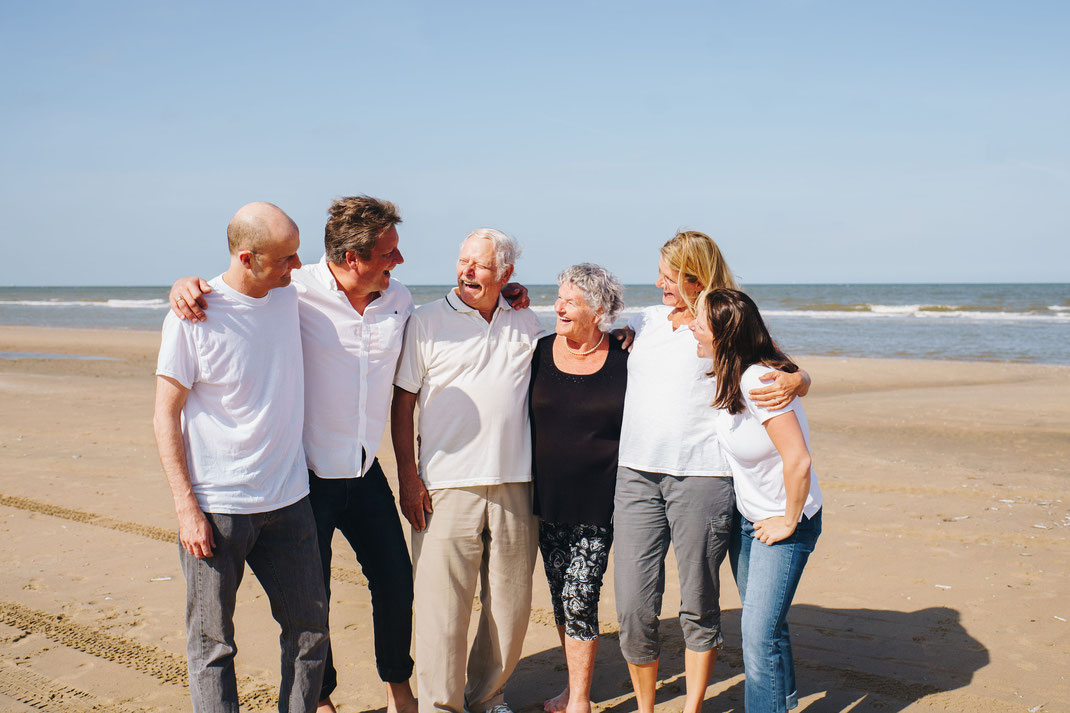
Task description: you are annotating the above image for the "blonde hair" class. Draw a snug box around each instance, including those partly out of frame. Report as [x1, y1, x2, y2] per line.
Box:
[660, 230, 738, 313]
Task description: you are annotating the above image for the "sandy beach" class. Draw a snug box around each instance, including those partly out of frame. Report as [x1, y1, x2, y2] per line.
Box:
[0, 324, 1067, 713]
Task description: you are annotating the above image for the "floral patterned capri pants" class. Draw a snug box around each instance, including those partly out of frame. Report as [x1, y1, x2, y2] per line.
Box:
[538, 520, 613, 641]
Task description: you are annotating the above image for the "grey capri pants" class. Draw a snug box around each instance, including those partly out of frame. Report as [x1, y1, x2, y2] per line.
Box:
[612, 466, 734, 664]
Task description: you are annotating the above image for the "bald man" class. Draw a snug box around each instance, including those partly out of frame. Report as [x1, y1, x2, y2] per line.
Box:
[153, 202, 329, 713]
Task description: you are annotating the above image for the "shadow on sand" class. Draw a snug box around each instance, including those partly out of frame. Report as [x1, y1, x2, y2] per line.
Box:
[511, 604, 989, 712]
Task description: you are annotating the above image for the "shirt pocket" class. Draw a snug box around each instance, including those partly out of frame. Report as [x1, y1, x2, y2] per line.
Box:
[371, 313, 407, 356]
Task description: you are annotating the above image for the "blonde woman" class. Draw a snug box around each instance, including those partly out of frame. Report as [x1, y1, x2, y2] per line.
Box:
[613, 231, 809, 713]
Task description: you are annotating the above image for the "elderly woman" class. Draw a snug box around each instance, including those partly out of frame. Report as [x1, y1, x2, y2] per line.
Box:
[613, 231, 810, 713]
[529, 263, 627, 713]
[690, 288, 823, 713]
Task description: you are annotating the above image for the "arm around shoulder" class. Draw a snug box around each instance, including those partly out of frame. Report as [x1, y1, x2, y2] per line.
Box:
[749, 366, 811, 409]
[169, 277, 212, 322]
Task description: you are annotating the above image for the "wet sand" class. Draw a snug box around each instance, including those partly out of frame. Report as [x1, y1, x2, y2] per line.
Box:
[0, 325, 1067, 712]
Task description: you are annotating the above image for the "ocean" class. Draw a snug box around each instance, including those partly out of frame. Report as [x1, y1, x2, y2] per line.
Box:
[1, 284, 1067, 365]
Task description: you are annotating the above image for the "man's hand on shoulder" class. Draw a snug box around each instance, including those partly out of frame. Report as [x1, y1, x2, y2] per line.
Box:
[612, 326, 636, 352]
[502, 282, 530, 310]
[170, 277, 212, 322]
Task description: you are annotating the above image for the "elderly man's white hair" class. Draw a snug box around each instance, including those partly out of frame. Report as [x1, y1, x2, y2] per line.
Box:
[461, 228, 522, 280]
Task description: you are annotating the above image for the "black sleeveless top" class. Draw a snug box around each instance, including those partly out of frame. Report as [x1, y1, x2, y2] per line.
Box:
[529, 333, 628, 527]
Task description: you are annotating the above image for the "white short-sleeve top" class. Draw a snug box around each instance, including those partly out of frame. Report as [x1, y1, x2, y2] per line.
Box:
[394, 290, 545, 490]
[714, 364, 823, 523]
[155, 276, 309, 514]
[617, 305, 731, 477]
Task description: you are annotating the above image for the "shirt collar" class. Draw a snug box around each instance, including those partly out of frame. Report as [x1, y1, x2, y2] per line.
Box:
[445, 289, 509, 314]
[313, 254, 340, 291]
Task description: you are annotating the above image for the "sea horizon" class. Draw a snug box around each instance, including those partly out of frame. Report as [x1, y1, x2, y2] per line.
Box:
[1, 283, 1067, 366]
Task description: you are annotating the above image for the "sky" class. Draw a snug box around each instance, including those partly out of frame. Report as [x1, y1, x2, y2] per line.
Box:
[1, 1, 1068, 286]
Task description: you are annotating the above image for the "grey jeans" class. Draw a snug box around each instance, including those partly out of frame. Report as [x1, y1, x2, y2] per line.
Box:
[612, 467, 734, 664]
[179, 496, 329, 713]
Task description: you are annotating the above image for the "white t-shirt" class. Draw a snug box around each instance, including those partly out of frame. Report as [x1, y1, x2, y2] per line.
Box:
[155, 276, 309, 514]
[394, 290, 544, 490]
[293, 257, 414, 478]
[617, 305, 731, 477]
[714, 364, 823, 523]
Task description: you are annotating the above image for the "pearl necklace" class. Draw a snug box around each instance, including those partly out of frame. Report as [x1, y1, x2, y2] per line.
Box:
[563, 332, 605, 356]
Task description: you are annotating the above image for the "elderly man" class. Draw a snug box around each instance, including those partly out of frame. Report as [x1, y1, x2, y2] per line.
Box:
[169, 196, 418, 713]
[391, 229, 544, 713]
[154, 202, 329, 713]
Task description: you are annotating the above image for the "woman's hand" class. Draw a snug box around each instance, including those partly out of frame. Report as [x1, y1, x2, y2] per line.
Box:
[754, 515, 797, 544]
[169, 277, 212, 321]
[749, 368, 811, 410]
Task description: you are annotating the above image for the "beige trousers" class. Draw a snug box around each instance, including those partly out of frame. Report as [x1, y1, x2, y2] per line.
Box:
[412, 482, 538, 713]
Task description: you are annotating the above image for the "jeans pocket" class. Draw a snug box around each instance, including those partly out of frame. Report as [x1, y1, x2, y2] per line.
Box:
[794, 510, 822, 552]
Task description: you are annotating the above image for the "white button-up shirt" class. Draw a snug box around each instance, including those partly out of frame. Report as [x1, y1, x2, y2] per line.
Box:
[394, 290, 544, 490]
[292, 255, 414, 478]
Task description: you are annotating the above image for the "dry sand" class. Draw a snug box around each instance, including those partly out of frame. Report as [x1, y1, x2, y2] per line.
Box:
[0, 325, 1067, 712]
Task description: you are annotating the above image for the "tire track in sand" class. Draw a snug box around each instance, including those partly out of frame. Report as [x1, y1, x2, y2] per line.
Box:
[0, 601, 276, 711]
[0, 659, 140, 713]
[0, 493, 371, 586]
[0, 493, 955, 705]
[0, 494, 175, 543]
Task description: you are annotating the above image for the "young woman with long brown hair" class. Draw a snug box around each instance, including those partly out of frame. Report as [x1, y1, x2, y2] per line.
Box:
[690, 288, 823, 713]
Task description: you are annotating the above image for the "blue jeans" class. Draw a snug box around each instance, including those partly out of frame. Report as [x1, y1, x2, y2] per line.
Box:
[730, 509, 822, 713]
[309, 461, 415, 695]
[179, 496, 329, 713]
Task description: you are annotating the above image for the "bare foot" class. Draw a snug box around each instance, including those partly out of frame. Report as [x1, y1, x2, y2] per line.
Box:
[564, 700, 592, 713]
[318, 697, 338, 713]
[543, 686, 570, 713]
[387, 680, 418, 713]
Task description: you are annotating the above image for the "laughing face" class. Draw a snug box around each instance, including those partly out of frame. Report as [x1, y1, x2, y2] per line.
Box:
[554, 281, 601, 343]
[455, 235, 511, 313]
[655, 255, 704, 311]
[689, 305, 716, 359]
[353, 225, 404, 293]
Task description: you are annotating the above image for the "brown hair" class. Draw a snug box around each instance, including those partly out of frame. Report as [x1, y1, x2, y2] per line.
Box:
[660, 230, 738, 314]
[702, 288, 798, 414]
[324, 196, 401, 264]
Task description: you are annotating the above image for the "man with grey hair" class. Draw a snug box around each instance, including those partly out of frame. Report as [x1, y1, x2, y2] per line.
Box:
[392, 228, 544, 713]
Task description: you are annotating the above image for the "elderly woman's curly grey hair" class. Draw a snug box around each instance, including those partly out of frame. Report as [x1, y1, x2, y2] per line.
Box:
[558, 263, 625, 332]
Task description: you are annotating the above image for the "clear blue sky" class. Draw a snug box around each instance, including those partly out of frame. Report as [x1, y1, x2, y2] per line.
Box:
[2, 1, 1067, 286]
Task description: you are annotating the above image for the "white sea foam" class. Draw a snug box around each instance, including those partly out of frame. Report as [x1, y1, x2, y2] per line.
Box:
[0, 298, 169, 309]
[762, 308, 1069, 322]
[529, 303, 1070, 323]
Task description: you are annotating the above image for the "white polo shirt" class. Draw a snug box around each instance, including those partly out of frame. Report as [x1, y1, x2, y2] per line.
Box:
[394, 290, 544, 490]
[292, 256, 414, 478]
